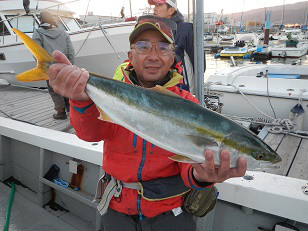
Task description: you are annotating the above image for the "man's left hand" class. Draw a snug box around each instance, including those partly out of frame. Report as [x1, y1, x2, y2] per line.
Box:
[192, 149, 247, 183]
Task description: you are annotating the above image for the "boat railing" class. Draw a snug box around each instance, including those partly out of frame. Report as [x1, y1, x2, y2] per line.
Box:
[0, 0, 80, 44]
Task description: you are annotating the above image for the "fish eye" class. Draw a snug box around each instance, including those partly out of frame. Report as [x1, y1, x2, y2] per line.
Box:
[257, 153, 265, 160]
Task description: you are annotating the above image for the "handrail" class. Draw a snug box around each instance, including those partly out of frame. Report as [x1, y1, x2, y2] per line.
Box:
[0, 0, 80, 24]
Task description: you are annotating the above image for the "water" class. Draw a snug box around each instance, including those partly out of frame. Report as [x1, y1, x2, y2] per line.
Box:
[204, 54, 308, 81]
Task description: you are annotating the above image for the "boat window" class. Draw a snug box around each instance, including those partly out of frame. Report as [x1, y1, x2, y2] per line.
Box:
[53, 17, 68, 31]
[61, 17, 81, 32]
[5, 15, 39, 33]
[0, 21, 10, 36]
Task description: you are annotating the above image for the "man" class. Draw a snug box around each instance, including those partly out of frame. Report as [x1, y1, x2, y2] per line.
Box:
[148, 0, 201, 95]
[33, 11, 75, 120]
[48, 15, 246, 231]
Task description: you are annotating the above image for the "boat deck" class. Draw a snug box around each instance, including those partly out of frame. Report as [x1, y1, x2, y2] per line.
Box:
[263, 132, 308, 180]
[0, 84, 307, 180]
[0, 182, 80, 231]
[0, 85, 74, 133]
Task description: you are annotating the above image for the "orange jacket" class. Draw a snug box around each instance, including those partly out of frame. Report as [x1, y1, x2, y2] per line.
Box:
[69, 70, 214, 218]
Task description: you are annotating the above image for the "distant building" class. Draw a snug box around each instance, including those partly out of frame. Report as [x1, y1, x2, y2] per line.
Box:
[79, 12, 123, 27]
[204, 12, 218, 26]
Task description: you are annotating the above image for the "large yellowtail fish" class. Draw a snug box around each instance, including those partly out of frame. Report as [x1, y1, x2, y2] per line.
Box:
[13, 28, 282, 170]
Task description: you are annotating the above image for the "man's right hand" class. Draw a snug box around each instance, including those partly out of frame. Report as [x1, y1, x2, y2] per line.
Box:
[48, 50, 91, 101]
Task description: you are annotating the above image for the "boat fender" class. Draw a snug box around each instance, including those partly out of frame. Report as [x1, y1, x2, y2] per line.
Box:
[289, 103, 305, 130]
[256, 46, 263, 52]
[214, 53, 220, 59]
[243, 54, 251, 59]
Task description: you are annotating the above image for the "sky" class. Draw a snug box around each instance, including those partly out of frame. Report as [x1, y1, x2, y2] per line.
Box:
[68, 0, 307, 17]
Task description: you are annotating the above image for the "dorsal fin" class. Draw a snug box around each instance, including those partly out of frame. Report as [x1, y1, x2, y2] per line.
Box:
[96, 106, 113, 123]
[151, 85, 180, 97]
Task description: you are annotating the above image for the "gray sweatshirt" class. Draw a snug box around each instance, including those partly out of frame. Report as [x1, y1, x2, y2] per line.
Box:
[32, 27, 75, 64]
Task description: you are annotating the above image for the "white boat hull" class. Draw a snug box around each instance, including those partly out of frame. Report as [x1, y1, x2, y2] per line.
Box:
[206, 64, 308, 130]
[208, 90, 308, 129]
[0, 24, 133, 88]
[271, 45, 308, 58]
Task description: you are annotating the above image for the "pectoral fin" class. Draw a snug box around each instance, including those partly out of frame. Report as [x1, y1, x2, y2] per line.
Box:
[186, 135, 218, 147]
[169, 155, 198, 164]
[96, 106, 113, 123]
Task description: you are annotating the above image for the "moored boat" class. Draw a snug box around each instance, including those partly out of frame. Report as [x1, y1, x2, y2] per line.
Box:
[205, 64, 308, 130]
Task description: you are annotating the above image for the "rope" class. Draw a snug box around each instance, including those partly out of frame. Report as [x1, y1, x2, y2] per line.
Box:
[229, 84, 276, 120]
[224, 114, 308, 139]
[75, 23, 128, 59]
[98, 24, 125, 62]
[211, 83, 308, 138]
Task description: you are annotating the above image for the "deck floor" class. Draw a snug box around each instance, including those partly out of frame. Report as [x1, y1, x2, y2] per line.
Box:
[264, 132, 308, 180]
[0, 85, 74, 133]
[0, 84, 307, 180]
[0, 182, 80, 231]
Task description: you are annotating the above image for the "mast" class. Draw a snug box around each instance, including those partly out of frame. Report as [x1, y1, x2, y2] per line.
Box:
[264, 10, 271, 45]
[239, 0, 245, 32]
[129, 0, 133, 18]
[280, 0, 285, 30]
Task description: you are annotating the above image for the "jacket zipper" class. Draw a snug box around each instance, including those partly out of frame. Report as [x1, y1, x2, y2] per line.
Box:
[136, 139, 147, 220]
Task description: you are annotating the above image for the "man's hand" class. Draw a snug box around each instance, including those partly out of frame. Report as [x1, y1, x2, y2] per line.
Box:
[48, 50, 90, 101]
[192, 149, 247, 183]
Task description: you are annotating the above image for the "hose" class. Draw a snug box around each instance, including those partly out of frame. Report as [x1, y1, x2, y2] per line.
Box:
[3, 182, 15, 231]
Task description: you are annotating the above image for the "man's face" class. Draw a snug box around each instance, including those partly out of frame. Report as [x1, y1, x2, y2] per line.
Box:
[128, 30, 174, 88]
[153, 3, 175, 18]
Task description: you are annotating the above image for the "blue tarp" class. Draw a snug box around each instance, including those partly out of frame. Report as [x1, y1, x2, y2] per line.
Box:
[268, 74, 300, 79]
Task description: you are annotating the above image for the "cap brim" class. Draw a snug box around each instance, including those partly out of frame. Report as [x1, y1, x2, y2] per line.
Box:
[129, 22, 173, 44]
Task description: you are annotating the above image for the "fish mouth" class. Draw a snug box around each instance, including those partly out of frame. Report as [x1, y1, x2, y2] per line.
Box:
[272, 155, 282, 164]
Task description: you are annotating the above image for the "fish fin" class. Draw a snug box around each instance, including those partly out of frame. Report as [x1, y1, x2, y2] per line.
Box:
[17, 66, 49, 82]
[186, 134, 218, 147]
[96, 106, 114, 122]
[151, 85, 181, 97]
[12, 28, 54, 81]
[169, 155, 198, 164]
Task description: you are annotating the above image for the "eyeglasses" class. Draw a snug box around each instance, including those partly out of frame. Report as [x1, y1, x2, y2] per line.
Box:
[130, 41, 174, 56]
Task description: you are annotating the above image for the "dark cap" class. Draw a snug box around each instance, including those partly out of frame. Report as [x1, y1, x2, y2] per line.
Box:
[129, 15, 176, 44]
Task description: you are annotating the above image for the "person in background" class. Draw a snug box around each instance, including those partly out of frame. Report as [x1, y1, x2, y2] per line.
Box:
[32, 11, 75, 120]
[148, 0, 205, 95]
[48, 15, 246, 230]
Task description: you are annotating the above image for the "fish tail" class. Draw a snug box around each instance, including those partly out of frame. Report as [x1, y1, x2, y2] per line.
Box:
[12, 28, 55, 81]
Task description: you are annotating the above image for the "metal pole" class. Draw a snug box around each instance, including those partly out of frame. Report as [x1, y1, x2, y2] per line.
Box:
[188, 0, 190, 23]
[194, 0, 204, 106]
[129, 0, 133, 18]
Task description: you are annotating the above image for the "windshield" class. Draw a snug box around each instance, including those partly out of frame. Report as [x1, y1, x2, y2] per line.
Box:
[61, 17, 81, 32]
[6, 15, 39, 33]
